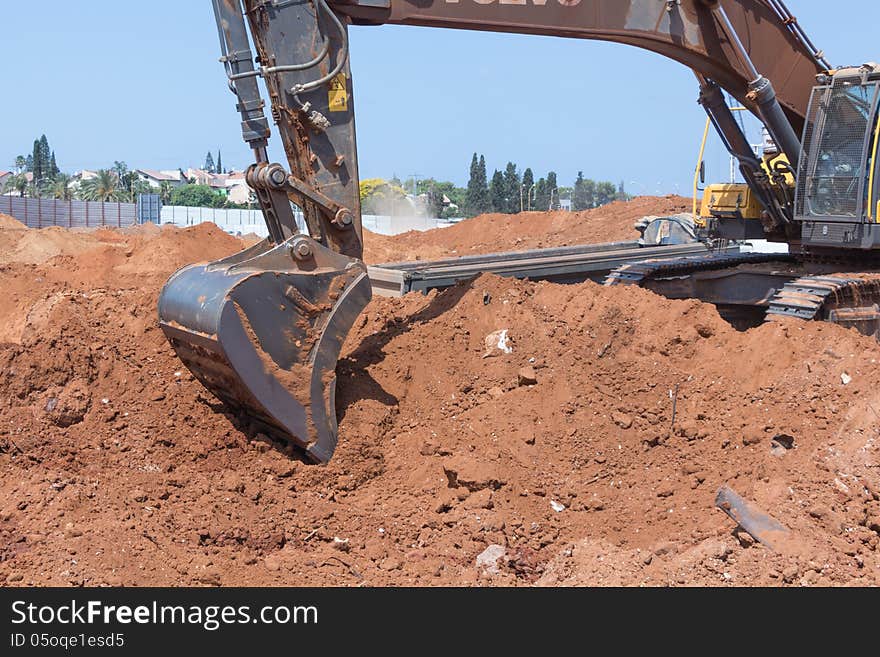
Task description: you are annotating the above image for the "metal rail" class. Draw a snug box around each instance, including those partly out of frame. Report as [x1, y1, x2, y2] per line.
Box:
[369, 241, 739, 297]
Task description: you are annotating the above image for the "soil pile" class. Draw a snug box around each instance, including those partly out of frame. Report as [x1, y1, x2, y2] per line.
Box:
[363, 195, 691, 264]
[1, 214, 879, 587]
[0, 213, 26, 230]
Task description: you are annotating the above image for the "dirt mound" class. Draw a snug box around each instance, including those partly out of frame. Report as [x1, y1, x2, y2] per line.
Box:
[1, 220, 879, 587]
[0, 213, 26, 230]
[0, 223, 245, 345]
[363, 195, 691, 264]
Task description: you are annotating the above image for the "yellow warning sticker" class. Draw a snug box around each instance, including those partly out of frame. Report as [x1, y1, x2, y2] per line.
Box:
[328, 73, 348, 112]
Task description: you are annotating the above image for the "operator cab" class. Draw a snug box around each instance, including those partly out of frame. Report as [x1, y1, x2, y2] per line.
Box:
[796, 63, 880, 249]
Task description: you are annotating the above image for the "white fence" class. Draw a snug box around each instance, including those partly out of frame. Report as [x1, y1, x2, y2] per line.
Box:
[161, 206, 454, 237]
[159, 205, 267, 228]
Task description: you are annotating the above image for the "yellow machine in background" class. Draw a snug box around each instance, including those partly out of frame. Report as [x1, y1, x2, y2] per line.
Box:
[692, 111, 796, 241]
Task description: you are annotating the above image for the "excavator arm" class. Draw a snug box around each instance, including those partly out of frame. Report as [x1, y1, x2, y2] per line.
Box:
[158, 0, 826, 462]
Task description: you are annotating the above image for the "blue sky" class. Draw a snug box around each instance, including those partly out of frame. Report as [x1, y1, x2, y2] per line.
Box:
[2, 2, 878, 193]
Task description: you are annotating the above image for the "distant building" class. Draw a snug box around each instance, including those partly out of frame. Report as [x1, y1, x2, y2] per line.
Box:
[224, 171, 252, 205]
[0, 171, 10, 189]
[183, 168, 252, 205]
[136, 169, 187, 189]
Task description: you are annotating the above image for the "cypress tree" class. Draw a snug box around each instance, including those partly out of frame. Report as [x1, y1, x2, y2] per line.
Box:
[204, 151, 215, 173]
[502, 162, 520, 213]
[49, 151, 59, 179]
[465, 153, 491, 216]
[547, 171, 559, 210]
[39, 135, 51, 176]
[522, 168, 534, 210]
[216, 150, 223, 174]
[490, 169, 505, 213]
[477, 155, 490, 213]
[32, 140, 42, 185]
[573, 171, 587, 211]
[534, 177, 548, 211]
[465, 153, 480, 216]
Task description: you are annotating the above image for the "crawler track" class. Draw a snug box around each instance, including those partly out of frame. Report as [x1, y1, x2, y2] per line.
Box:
[603, 251, 795, 286]
[767, 273, 880, 320]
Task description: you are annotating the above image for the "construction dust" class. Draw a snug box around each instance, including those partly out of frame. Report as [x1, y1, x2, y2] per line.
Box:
[1, 201, 879, 587]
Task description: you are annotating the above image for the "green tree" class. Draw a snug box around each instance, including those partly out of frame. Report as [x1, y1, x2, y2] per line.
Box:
[14, 155, 26, 173]
[31, 140, 43, 188]
[424, 181, 466, 218]
[27, 135, 55, 194]
[216, 150, 223, 174]
[546, 171, 559, 210]
[126, 178, 154, 202]
[522, 168, 535, 210]
[534, 177, 548, 211]
[586, 179, 597, 209]
[490, 169, 505, 213]
[46, 173, 73, 200]
[3, 172, 29, 197]
[158, 181, 173, 204]
[110, 161, 152, 201]
[415, 178, 458, 218]
[596, 181, 617, 207]
[80, 170, 121, 201]
[502, 162, 520, 213]
[464, 153, 490, 216]
[205, 151, 215, 173]
[573, 171, 586, 210]
[170, 183, 223, 207]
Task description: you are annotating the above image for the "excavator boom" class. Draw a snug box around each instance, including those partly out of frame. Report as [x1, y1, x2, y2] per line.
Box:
[158, 0, 827, 462]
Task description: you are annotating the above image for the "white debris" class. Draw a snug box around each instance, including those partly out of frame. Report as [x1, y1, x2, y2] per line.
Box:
[841, 372, 852, 385]
[550, 500, 566, 513]
[100, 398, 109, 405]
[476, 544, 507, 575]
[482, 329, 513, 358]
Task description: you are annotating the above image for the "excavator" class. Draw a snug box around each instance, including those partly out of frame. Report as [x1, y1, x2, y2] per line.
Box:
[158, 0, 878, 463]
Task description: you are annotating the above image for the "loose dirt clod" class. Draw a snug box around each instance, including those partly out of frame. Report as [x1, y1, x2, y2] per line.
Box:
[1, 199, 879, 586]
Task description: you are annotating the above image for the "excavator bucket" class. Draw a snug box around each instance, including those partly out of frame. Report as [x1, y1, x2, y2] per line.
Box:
[157, 234, 371, 463]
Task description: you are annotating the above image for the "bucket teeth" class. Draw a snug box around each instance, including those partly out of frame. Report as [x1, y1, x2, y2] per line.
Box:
[157, 235, 371, 463]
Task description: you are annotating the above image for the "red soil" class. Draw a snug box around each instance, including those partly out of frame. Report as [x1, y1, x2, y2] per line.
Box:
[1, 201, 878, 587]
[362, 195, 691, 264]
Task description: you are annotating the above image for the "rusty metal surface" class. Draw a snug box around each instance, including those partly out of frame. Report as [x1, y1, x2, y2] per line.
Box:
[158, 235, 372, 463]
[337, 0, 823, 133]
[715, 485, 791, 551]
[243, 0, 365, 260]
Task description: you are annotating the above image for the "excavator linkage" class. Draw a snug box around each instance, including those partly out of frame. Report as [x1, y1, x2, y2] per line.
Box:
[154, 0, 829, 464]
[158, 235, 371, 462]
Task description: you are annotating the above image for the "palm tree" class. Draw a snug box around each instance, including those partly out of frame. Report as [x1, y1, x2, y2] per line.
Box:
[47, 173, 73, 200]
[80, 169, 121, 202]
[158, 181, 173, 204]
[2, 172, 29, 197]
